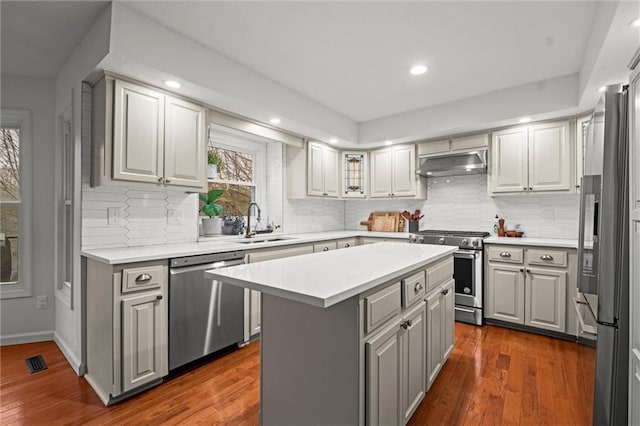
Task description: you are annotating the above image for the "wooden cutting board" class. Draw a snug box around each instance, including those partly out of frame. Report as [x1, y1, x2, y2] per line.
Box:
[360, 212, 404, 232]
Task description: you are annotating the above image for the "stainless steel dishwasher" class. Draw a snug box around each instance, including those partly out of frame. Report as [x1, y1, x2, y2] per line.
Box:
[168, 250, 246, 371]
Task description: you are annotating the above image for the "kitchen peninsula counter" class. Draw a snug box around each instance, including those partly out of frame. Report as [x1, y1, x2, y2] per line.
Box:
[206, 242, 457, 425]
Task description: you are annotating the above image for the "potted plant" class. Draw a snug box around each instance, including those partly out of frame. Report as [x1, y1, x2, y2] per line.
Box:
[199, 188, 224, 235]
[207, 151, 222, 179]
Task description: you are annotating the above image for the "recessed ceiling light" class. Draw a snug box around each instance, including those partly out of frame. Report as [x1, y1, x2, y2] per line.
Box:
[164, 80, 181, 89]
[269, 117, 281, 124]
[519, 117, 532, 124]
[629, 18, 640, 27]
[598, 86, 607, 92]
[384, 140, 393, 145]
[410, 65, 428, 76]
[329, 138, 338, 144]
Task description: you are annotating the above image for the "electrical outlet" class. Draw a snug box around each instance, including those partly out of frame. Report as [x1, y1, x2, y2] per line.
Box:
[167, 209, 182, 225]
[108, 207, 124, 225]
[541, 209, 555, 221]
[36, 295, 48, 309]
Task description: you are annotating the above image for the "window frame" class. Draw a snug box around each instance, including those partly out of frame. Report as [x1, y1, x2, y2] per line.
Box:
[207, 124, 267, 212]
[0, 109, 32, 299]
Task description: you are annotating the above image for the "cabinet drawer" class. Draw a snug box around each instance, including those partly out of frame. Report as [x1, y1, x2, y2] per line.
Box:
[487, 246, 524, 264]
[365, 283, 401, 333]
[337, 238, 357, 249]
[122, 265, 164, 293]
[402, 270, 426, 308]
[526, 249, 567, 268]
[426, 257, 453, 292]
[313, 241, 338, 253]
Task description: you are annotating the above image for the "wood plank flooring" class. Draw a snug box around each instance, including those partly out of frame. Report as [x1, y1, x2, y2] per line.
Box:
[0, 324, 595, 425]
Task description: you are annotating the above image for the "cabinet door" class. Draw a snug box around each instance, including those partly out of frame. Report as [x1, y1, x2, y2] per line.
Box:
[164, 96, 206, 189]
[528, 121, 571, 192]
[486, 264, 525, 324]
[366, 319, 402, 426]
[490, 127, 528, 193]
[249, 289, 261, 336]
[370, 148, 393, 198]
[401, 301, 426, 423]
[525, 268, 567, 332]
[391, 145, 416, 197]
[113, 80, 164, 184]
[425, 289, 443, 390]
[121, 291, 166, 392]
[322, 144, 339, 197]
[307, 142, 325, 196]
[442, 280, 455, 361]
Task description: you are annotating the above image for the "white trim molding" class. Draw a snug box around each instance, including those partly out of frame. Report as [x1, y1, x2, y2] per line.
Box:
[0, 330, 53, 346]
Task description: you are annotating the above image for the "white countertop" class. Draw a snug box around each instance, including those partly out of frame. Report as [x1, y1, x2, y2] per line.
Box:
[205, 242, 457, 308]
[484, 235, 578, 249]
[81, 230, 411, 264]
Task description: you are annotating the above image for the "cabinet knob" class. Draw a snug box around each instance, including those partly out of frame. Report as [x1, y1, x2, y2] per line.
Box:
[441, 288, 449, 295]
[322, 192, 328, 196]
[523, 186, 527, 191]
[345, 243, 350, 248]
[158, 177, 164, 183]
[499, 251, 512, 258]
[415, 283, 423, 292]
[520, 268, 524, 273]
[135, 273, 152, 283]
[526, 269, 531, 274]
[540, 254, 554, 261]
[400, 321, 408, 330]
[529, 187, 532, 191]
[323, 247, 329, 251]
[164, 179, 171, 184]
[156, 295, 163, 301]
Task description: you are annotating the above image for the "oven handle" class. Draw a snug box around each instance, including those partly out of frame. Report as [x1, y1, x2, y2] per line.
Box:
[455, 306, 477, 313]
[453, 250, 478, 260]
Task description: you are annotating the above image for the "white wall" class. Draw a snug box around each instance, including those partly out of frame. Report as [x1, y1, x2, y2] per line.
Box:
[0, 75, 57, 344]
[345, 174, 580, 238]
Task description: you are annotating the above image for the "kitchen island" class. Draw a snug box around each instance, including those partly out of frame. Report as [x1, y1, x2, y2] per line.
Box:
[206, 242, 457, 426]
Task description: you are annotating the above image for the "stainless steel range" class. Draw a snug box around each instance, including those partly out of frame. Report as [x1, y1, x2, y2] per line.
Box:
[409, 230, 490, 325]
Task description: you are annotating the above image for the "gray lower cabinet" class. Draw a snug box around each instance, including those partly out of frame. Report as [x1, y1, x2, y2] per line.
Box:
[425, 279, 454, 390]
[84, 258, 168, 405]
[485, 244, 573, 334]
[401, 301, 427, 423]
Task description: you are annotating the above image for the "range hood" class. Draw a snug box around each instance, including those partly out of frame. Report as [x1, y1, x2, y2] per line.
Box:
[415, 150, 487, 178]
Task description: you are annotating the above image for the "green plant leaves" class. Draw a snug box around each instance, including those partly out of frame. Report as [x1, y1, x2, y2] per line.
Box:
[200, 188, 224, 217]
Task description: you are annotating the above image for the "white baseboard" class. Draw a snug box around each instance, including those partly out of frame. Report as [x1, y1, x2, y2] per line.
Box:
[54, 332, 84, 375]
[0, 330, 54, 346]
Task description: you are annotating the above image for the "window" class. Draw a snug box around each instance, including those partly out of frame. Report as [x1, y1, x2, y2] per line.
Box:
[57, 112, 74, 307]
[206, 125, 266, 218]
[0, 110, 32, 298]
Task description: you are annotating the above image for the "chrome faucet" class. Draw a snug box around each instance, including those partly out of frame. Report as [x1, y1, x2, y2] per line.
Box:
[245, 202, 261, 238]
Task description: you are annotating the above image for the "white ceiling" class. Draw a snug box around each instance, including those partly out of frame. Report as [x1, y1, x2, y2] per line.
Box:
[121, 1, 599, 122]
[0, 1, 109, 77]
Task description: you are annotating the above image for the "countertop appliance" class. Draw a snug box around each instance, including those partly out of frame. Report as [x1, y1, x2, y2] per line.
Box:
[577, 84, 629, 425]
[409, 230, 490, 325]
[169, 251, 246, 371]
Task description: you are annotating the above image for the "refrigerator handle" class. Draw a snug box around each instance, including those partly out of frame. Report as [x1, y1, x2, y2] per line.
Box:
[593, 200, 599, 237]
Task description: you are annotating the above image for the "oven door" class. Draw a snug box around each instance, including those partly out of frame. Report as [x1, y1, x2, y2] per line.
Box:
[453, 249, 481, 308]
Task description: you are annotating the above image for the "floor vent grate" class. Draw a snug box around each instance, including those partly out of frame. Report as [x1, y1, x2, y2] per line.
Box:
[25, 355, 47, 374]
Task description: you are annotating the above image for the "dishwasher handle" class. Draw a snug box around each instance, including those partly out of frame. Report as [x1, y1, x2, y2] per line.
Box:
[169, 259, 245, 275]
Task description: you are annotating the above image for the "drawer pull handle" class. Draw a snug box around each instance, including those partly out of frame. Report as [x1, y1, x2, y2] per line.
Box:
[526, 269, 531, 274]
[540, 254, 554, 261]
[441, 288, 449, 295]
[323, 247, 329, 252]
[400, 319, 413, 329]
[156, 295, 163, 301]
[499, 251, 512, 258]
[135, 273, 152, 283]
[345, 243, 350, 248]
[415, 283, 423, 292]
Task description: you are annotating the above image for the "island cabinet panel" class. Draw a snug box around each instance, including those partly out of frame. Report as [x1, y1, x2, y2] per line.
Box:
[401, 301, 427, 423]
[425, 287, 443, 389]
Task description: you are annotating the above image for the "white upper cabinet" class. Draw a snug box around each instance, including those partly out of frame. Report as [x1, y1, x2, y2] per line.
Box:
[93, 76, 206, 191]
[163, 96, 206, 188]
[371, 145, 419, 198]
[489, 120, 573, 195]
[307, 142, 339, 197]
[113, 80, 165, 184]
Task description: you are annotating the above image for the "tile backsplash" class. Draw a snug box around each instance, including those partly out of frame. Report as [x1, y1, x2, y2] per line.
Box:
[345, 174, 580, 239]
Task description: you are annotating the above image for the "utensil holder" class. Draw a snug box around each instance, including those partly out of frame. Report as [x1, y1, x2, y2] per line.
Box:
[408, 221, 419, 233]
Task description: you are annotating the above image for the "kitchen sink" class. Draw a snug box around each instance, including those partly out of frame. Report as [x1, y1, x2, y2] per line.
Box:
[234, 237, 294, 244]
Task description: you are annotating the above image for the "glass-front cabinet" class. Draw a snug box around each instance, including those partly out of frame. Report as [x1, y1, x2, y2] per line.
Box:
[342, 151, 368, 198]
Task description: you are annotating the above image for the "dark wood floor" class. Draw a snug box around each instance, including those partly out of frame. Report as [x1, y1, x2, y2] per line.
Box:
[0, 324, 595, 425]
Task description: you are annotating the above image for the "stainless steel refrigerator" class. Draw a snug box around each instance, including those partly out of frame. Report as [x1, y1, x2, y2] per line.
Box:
[578, 84, 629, 425]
